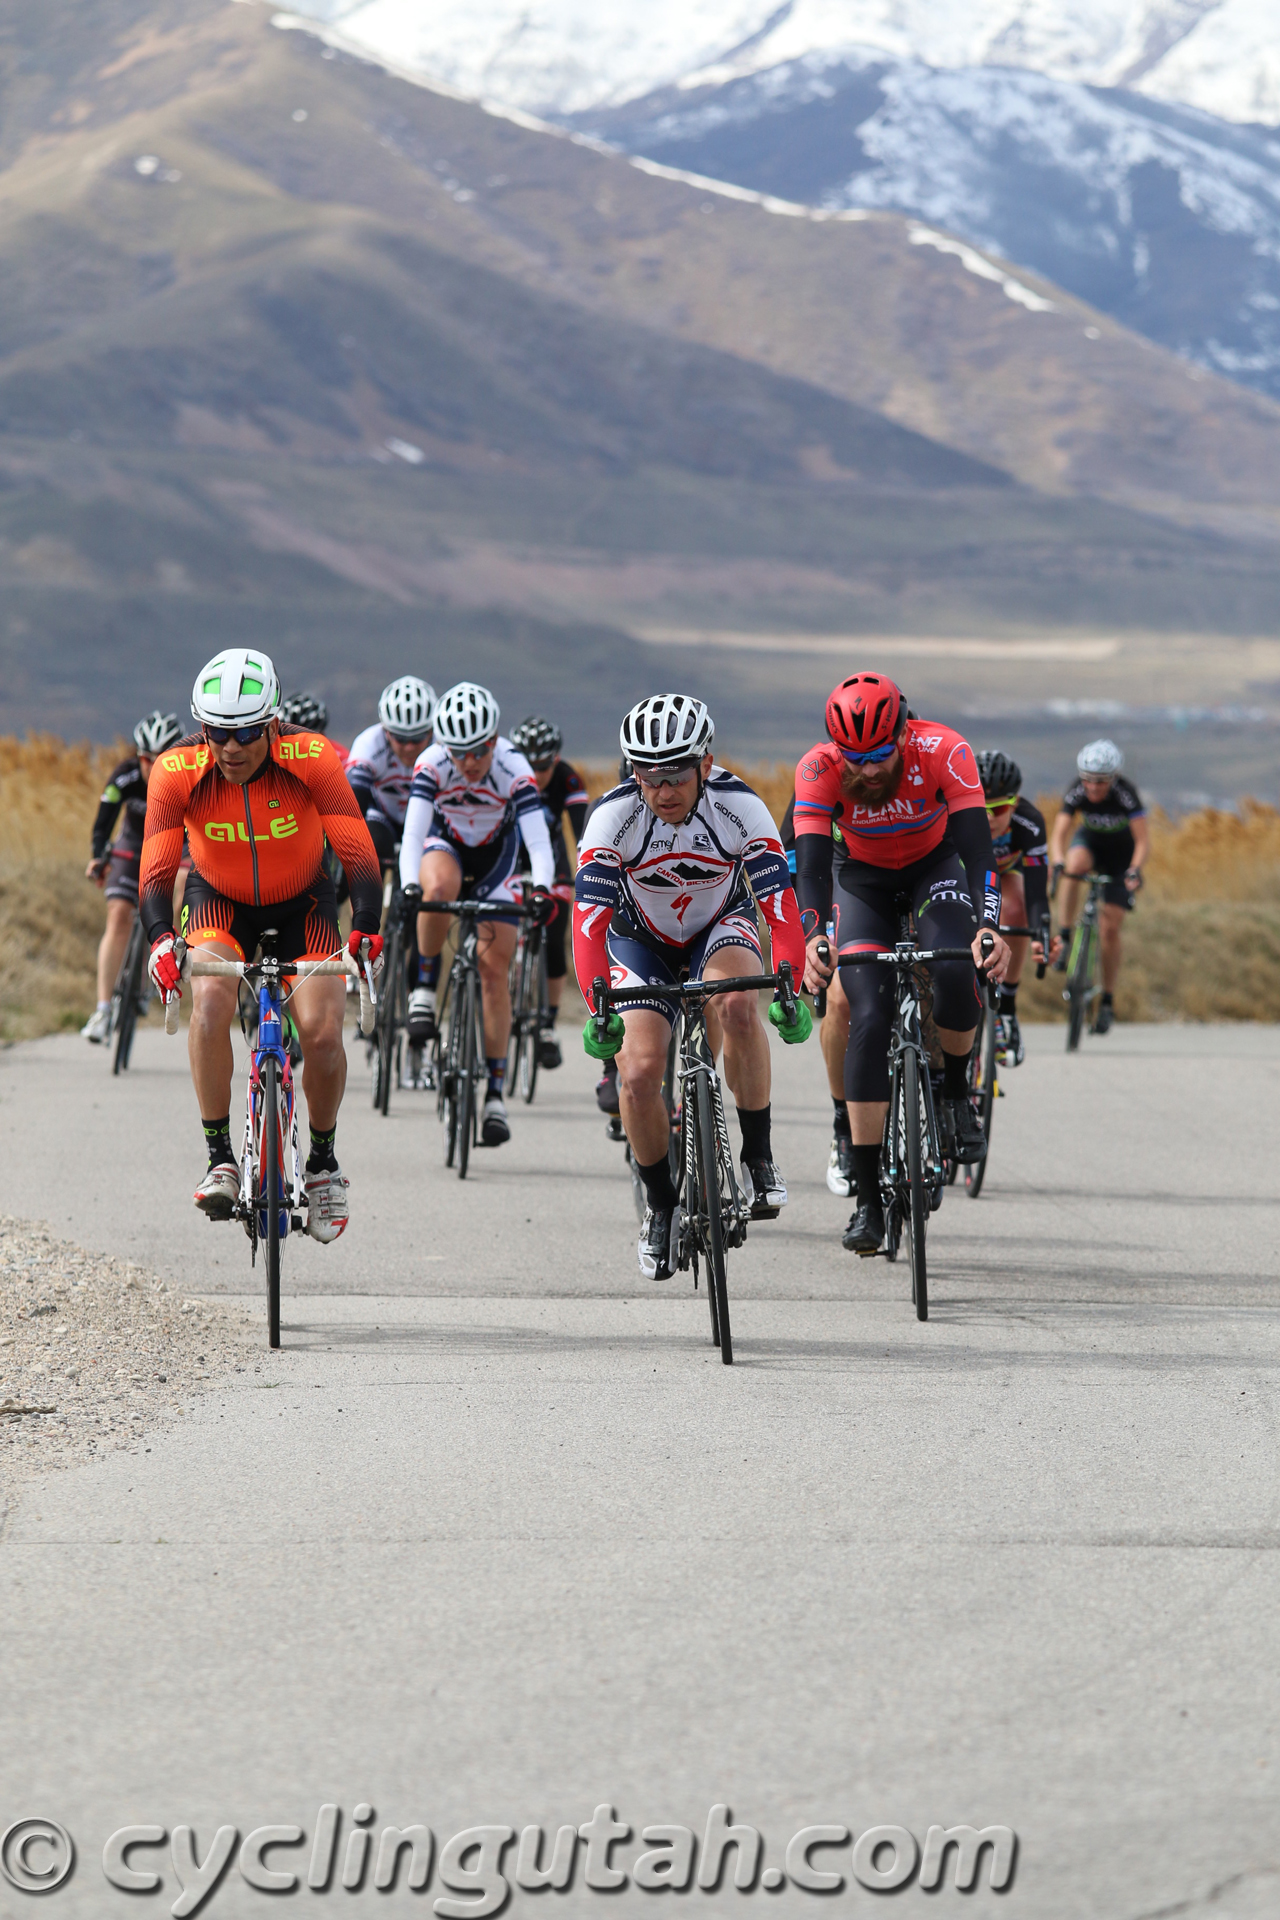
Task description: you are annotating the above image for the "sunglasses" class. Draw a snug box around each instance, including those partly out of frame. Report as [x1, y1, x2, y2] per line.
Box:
[984, 797, 1017, 813]
[527, 754, 556, 771]
[204, 722, 269, 746]
[636, 761, 699, 789]
[839, 740, 898, 766]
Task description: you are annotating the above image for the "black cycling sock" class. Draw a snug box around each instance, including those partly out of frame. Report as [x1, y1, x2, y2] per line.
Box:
[942, 1050, 970, 1099]
[306, 1124, 338, 1174]
[832, 1097, 851, 1137]
[851, 1144, 881, 1207]
[737, 1103, 772, 1163]
[544, 1002, 560, 1027]
[638, 1152, 679, 1212]
[202, 1116, 233, 1169]
[1101, 990, 1114, 1004]
[999, 986, 1018, 1013]
[487, 1057, 506, 1096]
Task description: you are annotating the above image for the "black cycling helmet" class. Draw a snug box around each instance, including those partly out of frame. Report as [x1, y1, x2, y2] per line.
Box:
[281, 691, 329, 733]
[133, 710, 183, 755]
[509, 715, 562, 764]
[976, 750, 1022, 801]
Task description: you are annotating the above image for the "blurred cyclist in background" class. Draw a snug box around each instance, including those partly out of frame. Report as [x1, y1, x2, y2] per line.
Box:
[976, 750, 1053, 1065]
[82, 710, 184, 1043]
[508, 715, 589, 1070]
[1049, 740, 1147, 1035]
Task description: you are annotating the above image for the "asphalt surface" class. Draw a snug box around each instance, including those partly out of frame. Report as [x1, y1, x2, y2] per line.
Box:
[3, 1017, 1279, 1919]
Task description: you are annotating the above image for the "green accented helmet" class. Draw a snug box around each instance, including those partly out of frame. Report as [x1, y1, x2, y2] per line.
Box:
[191, 649, 281, 727]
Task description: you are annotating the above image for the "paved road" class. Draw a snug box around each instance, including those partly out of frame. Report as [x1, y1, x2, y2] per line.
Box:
[3, 1020, 1279, 1918]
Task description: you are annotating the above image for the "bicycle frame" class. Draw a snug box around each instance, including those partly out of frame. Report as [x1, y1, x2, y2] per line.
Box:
[420, 898, 536, 1176]
[878, 950, 949, 1199]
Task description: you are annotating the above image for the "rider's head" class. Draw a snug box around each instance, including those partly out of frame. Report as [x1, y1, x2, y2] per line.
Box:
[509, 715, 562, 790]
[282, 691, 330, 735]
[379, 676, 436, 765]
[977, 750, 1022, 830]
[434, 681, 499, 775]
[191, 649, 280, 785]
[826, 673, 908, 804]
[620, 695, 715, 823]
[132, 710, 183, 783]
[1077, 738, 1122, 797]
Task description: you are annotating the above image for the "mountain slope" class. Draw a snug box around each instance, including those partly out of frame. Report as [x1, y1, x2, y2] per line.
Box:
[289, 1, 1280, 125]
[571, 51, 1280, 397]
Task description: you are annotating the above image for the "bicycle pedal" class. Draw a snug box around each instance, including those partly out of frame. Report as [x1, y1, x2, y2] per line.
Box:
[605, 1116, 625, 1142]
[290, 1213, 305, 1232]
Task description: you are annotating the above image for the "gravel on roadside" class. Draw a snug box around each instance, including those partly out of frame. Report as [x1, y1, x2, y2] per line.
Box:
[0, 1213, 257, 1501]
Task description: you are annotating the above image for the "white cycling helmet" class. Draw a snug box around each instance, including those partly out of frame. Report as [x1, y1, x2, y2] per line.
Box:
[621, 693, 715, 768]
[378, 675, 436, 741]
[434, 681, 500, 751]
[191, 649, 280, 727]
[133, 710, 183, 755]
[1077, 738, 1123, 776]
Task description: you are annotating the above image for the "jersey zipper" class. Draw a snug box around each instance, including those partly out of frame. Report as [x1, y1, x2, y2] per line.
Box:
[242, 785, 261, 904]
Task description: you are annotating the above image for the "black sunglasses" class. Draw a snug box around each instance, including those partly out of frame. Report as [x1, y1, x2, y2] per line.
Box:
[204, 722, 270, 746]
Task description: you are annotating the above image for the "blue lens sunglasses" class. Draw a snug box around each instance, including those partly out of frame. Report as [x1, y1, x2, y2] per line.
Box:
[839, 739, 898, 766]
[204, 722, 270, 746]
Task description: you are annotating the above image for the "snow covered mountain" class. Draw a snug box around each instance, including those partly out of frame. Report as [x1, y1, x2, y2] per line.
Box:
[571, 53, 1280, 394]
[290, 2, 1280, 125]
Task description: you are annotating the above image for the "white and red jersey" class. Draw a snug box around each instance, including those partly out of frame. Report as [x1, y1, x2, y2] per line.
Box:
[345, 724, 414, 827]
[399, 737, 554, 889]
[573, 768, 806, 991]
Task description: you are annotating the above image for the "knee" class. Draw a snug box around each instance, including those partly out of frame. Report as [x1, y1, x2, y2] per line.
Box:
[617, 1046, 666, 1102]
[717, 990, 757, 1038]
[931, 959, 979, 1029]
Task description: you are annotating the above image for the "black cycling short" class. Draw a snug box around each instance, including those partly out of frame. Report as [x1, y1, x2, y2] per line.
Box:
[834, 846, 982, 1103]
[103, 844, 141, 905]
[1070, 828, 1136, 910]
[179, 863, 341, 965]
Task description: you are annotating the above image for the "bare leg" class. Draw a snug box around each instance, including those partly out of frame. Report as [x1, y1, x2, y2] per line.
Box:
[1099, 902, 1125, 993]
[820, 968, 850, 1099]
[617, 1008, 677, 1165]
[288, 976, 349, 1130]
[476, 920, 518, 1060]
[187, 943, 242, 1120]
[96, 898, 135, 1003]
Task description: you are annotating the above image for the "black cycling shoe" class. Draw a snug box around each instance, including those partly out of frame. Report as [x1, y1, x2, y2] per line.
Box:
[842, 1199, 885, 1253]
[538, 1032, 563, 1070]
[946, 1097, 987, 1163]
[740, 1157, 787, 1219]
[997, 1011, 1025, 1065]
[638, 1204, 679, 1280]
[1093, 995, 1115, 1035]
[596, 1059, 621, 1116]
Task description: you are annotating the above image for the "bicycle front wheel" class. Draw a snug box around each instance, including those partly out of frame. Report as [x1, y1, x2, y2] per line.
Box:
[965, 1006, 998, 1199]
[457, 968, 478, 1179]
[903, 1049, 928, 1320]
[112, 920, 145, 1074]
[694, 1072, 733, 1364]
[1065, 924, 1093, 1051]
[374, 919, 404, 1114]
[521, 936, 546, 1104]
[261, 1054, 282, 1349]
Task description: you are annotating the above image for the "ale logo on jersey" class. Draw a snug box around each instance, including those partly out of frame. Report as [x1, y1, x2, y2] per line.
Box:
[204, 814, 300, 843]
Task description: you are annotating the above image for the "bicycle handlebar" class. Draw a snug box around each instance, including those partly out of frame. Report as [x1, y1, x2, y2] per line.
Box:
[590, 962, 799, 1026]
[164, 952, 375, 1036]
[842, 941, 990, 967]
[416, 899, 533, 918]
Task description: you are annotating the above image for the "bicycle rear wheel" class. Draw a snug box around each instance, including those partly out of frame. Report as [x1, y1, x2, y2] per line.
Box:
[374, 919, 404, 1114]
[261, 1054, 282, 1349]
[520, 936, 543, 1104]
[440, 970, 459, 1167]
[111, 920, 145, 1074]
[457, 969, 477, 1179]
[694, 1072, 733, 1364]
[965, 1006, 998, 1198]
[903, 1049, 928, 1320]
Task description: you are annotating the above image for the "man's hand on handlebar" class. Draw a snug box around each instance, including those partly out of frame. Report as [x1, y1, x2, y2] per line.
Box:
[401, 882, 423, 925]
[347, 928, 384, 979]
[1124, 867, 1144, 893]
[148, 934, 184, 998]
[973, 927, 1012, 984]
[85, 856, 109, 886]
[526, 884, 555, 926]
[803, 932, 836, 994]
[583, 1009, 625, 1061]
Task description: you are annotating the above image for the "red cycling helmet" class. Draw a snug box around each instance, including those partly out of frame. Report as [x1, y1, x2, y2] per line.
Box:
[825, 673, 906, 753]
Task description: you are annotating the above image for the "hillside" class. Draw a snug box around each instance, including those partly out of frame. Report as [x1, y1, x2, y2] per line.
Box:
[0, 0, 1278, 789]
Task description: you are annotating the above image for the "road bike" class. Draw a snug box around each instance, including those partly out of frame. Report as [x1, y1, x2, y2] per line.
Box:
[590, 963, 798, 1366]
[370, 855, 431, 1113]
[1061, 874, 1109, 1051]
[421, 898, 534, 1179]
[846, 934, 993, 1320]
[109, 914, 150, 1074]
[506, 886, 550, 1105]
[163, 934, 374, 1348]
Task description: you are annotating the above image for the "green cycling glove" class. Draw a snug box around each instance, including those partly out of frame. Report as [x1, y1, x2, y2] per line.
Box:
[582, 1011, 626, 1061]
[768, 997, 813, 1046]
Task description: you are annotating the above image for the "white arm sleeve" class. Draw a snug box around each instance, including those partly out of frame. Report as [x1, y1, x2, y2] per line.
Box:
[517, 803, 556, 889]
[399, 793, 434, 893]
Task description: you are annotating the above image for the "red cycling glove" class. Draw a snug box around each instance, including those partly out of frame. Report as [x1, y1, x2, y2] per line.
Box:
[148, 935, 183, 997]
[347, 929, 384, 973]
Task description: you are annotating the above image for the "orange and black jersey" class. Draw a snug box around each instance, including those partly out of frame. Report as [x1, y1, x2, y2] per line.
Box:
[139, 728, 382, 943]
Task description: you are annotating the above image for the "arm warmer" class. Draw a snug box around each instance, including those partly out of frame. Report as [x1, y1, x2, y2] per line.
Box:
[399, 792, 435, 893]
[1022, 855, 1049, 932]
[517, 803, 556, 890]
[950, 806, 1001, 929]
[793, 832, 834, 933]
[90, 796, 122, 861]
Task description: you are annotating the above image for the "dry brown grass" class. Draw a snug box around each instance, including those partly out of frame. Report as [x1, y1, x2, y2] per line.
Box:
[582, 763, 1280, 1024]
[5, 743, 1278, 1040]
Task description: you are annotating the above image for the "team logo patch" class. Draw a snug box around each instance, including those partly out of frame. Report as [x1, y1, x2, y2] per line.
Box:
[917, 734, 943, 750]
[799, 756, 827, 782]
[947, 742, 982, 789]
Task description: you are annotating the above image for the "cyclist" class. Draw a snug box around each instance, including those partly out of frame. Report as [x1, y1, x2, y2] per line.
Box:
[1048, 739, 1147, 1035]
[779, 794, 856, 1196]
[82, 711, 185, 1043]
[508, 715, 589, 1070]
[140, 649, 384, 1237]
[281, 692, 343, 763]
[346, 676, 436, 1040]
[794, 673, 1009, 1255]
[398, 682, 555, 1147]
[574, 693, 810, 1281]
[976, 750, 1054, 1065]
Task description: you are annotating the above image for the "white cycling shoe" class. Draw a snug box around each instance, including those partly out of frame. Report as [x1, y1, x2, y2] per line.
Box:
[305, 1164, 350, 1242]
[826, 1134, 855, 1197]
[194, 1162, 240, 1221]
[482, 1095, 510, 1146]
[740, 1157, 787, 1219]
[82, 1005, 112, 1044]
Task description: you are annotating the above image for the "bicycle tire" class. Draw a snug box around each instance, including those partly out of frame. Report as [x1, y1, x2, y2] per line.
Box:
[375, 919, 404, 1115]
[457, 968, 477, 1180]
[883, 1198, 901, 1262]
[262, 1053, 282, 1349]
[1066, 923, 1091, 1051]
[903, 1049, 928, 1321]
[441, 969, 459, 1167]
[521, 937, 543, 1105]
[694, 1071, 733, 1364]
[111, 921, 145, 1074]
[965, 1006, 998, 1199]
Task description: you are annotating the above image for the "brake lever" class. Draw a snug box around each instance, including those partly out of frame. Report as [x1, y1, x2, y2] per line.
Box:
[814, 938, 830, 1018]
